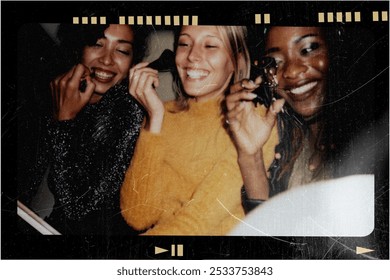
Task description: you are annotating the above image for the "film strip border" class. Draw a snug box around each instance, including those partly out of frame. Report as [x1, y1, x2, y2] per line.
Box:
[72, 10, 389, 25]
[73, 15, 198, 25]
[318, 11, 389, 23]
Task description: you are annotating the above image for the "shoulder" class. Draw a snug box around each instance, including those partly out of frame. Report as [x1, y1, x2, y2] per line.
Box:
[103, 85, 144, 121]
[164, 100, 179, 112]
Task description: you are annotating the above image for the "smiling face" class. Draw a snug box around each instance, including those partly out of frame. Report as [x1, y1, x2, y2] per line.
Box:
[82, 24, 134, 97]
[265, 27, 329, 118]
[175, 26, 235, 102]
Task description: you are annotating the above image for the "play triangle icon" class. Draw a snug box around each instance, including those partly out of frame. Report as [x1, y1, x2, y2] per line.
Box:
[155, 246, 169, 255]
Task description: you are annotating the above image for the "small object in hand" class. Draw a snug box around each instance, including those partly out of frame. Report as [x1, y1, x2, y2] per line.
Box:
[79, 79, 87, 92]
[250, 57, 278, 108]
[79, 72, 95, 92]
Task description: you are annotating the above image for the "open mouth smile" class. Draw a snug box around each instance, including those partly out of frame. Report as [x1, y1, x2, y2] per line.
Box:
[186, 69, 209, 79]
[288, 81, 318, 95]
[92, 68, 116, 82]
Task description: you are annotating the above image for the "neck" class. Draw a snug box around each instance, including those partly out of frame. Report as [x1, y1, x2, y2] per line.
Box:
[89, 92, 104, 104]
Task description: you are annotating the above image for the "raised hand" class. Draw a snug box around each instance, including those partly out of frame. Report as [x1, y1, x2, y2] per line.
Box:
[129, 62, 164, 133]
[51, 64, 95, 121]
[225, 79, 285, 156]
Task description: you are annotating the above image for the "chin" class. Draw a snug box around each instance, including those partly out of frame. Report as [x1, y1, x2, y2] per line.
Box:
[182, 87, 202, 97]
[94, 84, 113, 94]
[296, 107, 320, 118]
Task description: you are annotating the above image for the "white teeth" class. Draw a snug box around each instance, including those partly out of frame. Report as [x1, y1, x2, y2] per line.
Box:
[94, 70, 114, 79]
[290, 81, 318, 95]
[187, 69, 208, 79]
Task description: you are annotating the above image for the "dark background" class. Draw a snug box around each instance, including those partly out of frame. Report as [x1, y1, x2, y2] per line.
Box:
[2, 1, 389, 259]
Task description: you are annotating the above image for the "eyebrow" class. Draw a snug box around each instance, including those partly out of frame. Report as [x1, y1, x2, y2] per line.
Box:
[100, 36, 134, 46]
[294, 33, 319, 44]
[264, 33, 319, 55]
[118, 39, 133, 46]
[179, 33, 223, 41]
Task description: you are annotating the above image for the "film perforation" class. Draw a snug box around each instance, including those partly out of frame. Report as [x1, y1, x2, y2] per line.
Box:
[373, 11, 389, 22]
[254, 13, 271, 24]
[318, 11, 362, 23]
[73, 16, 106, 24]
[117, 15, 198, 25]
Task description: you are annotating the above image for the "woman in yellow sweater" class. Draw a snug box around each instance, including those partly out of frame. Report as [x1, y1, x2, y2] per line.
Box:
[120, 25, 278, 235]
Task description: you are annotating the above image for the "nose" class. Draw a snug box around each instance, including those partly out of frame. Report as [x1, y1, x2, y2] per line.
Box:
[98, 50, 114, 66]
[281, 59, 308, 80]
[187, 45, 201, 63]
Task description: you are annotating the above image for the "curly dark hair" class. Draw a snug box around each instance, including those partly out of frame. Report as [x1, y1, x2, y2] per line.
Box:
[57, 23, 148, 71]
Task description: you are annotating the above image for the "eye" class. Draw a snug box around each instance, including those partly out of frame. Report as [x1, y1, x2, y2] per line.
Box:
[205, 45, 218, 49]
[268, 56, 283, 66]
[178, 41, 190, 47]
[92, 43, 102, 48]
[91, 39, 104, 48]
[301, 42, 320, 55]
[117, 49, 131, 56]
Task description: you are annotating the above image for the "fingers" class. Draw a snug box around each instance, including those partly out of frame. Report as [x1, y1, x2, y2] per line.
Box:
[226, 91, 257, 110]
[129, 62, 150, 81]
[265, 98, 285, 126]
[50, 64, 95, 121]
[230, 79, 259, 95]
[51, 70, 71, 117]
[129, 65, 160, 106]
[80, 75, 96, 103]
[67, 64, 89, 91]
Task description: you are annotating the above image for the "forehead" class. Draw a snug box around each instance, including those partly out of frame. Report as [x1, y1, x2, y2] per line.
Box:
[103, 24, 134, 41]
[266, 26, 323, 45]
[180, 25, 222, 39]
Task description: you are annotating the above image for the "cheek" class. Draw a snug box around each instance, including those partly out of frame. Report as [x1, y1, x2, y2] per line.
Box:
[212, 55, 233, 77]
[314, 56, 329, 74]
[116, 57, 132, 77]
[175, 52, 186, 69]
[81, 49, 95, 65]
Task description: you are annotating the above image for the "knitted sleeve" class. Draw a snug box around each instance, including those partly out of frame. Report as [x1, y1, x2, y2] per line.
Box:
[120, 128, 168, 230]
[47, 97, 143, 221]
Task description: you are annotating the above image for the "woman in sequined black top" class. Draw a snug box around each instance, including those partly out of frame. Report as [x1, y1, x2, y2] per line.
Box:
[45, 24, 146, 235]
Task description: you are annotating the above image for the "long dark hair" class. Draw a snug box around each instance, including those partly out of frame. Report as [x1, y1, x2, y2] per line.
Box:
[262, 26, 367, 195]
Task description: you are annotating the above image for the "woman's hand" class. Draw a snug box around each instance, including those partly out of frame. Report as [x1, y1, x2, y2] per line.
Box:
[225, 78, 285, 200]
[225, 78, 285, 156]
[51, 64, 95, 121]
[129, 62, 164, 133]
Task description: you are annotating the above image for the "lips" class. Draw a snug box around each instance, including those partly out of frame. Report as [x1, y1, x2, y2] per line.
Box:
[92, 68, 116, 83]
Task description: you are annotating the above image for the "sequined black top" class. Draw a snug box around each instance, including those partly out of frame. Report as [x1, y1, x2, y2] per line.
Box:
[46, 84, 144, 235]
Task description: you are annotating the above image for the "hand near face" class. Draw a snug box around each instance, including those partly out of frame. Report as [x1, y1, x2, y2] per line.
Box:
[129, 62, 164, 133]
[51, 64, 96, 121]
[226, 79, 285, 156]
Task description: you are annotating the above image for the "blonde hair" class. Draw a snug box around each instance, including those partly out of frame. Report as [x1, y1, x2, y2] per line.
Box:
[173, 25, 251, 111]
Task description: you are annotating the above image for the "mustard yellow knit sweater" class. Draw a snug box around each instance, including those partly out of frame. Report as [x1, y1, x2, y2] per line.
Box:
[120, 97, 278, 235]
